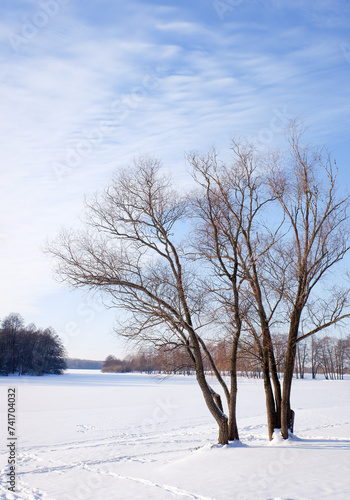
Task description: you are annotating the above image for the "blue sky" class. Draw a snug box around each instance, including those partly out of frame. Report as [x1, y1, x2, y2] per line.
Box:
[0, 0, 349, 360]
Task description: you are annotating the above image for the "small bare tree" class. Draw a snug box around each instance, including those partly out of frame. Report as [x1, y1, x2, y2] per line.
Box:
[310, 337, 320, 378]
[295, 336, 308, 379]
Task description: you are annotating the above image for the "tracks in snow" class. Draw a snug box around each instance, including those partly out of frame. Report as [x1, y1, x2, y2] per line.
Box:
[13, 424, 217, 500]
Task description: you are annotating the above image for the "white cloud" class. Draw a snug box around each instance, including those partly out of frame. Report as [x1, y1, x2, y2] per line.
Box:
[155, 21, 207, 35]
[0, 0, 349, 355]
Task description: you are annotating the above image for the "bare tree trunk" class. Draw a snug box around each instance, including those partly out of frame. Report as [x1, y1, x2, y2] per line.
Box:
[298, 349, 302, 379]
[260, 327, 279, 438]
[261, 353, 277, 440]
[268, 349, 282, 429]
[228, 338, 239, 440]
[251, 325, 279, 440]
[192, 337, 229, 445]
[218, 419, 229, 445]
[281, 341, 297, 439]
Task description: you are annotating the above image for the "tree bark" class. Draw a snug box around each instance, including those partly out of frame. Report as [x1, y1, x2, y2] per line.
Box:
[228, 339, 239, 440]
[281, 339, 297, 438]
[218, 418, 229, 445]
[191, 333, 229, 444]
[261, 353, 277, 440]
[268, 349, 282, 428]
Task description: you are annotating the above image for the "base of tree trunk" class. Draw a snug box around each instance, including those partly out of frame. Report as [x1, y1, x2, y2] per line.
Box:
[288, 409, 295, 434]
[218, 420, 229, 445]
[281, 408, 295, 439]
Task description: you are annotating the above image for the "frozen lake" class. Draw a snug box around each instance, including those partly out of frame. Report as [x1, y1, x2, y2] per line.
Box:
[0, 370, 349, 499]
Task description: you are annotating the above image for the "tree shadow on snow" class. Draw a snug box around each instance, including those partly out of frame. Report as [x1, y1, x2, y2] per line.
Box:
[289, 436, 350, 450]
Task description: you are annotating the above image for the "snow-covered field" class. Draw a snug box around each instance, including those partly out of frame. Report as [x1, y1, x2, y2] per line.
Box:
[0, 370, 349, 500]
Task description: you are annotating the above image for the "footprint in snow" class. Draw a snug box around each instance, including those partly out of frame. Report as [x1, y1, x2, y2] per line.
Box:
[76, 424, 95, 433]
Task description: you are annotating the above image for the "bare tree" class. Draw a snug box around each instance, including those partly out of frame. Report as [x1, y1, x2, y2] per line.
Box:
[47, 127, 350, 443]
[334, 337, 350, 379]
[317, 335, 350, 380]
[188, 146, 284, 440]
[188, 124, 350, 440]
[295, 340, 308, 379]
[268, 123, 350, 437]
[47, 157, 230, 444]
[310, 337, 320, 379]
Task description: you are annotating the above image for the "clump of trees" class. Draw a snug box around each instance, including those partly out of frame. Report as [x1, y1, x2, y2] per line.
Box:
[47, 123, 350, 444]
[310, 335, 350, 380]
[102, 347, 195, 374]
[0, 313, 67, 376]
[102, 355, 132, 372]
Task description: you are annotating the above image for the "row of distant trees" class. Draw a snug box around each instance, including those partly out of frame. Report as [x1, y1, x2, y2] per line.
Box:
[66, 358, 103, 369]
[214, 334, 350, 380]
[103, 334, 350, 379]
[0, 313, 66, 376]
[305, 336, 350, 380]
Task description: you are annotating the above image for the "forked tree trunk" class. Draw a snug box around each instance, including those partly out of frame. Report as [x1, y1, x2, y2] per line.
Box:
[192, 347, 229, 445]
[197, 376, 229, 444]
[196, 337, 232, 444]
[209, 386, 230, 444]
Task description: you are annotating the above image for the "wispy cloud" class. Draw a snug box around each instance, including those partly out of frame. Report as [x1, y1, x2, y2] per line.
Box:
[1, 0, 349, 356]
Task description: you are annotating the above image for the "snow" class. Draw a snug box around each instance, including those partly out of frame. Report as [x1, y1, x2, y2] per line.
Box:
[0, 370, 349, 499]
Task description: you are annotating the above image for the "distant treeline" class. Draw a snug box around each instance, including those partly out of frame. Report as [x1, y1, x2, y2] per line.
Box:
[102, 334, 350, 379]
[101, 348, 194, 374]
[66, 358, 103, 369]
[0, 313, 66, 376]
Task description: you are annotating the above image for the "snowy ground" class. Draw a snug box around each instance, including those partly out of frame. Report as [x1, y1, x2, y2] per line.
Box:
[0, 370, 349, 500]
